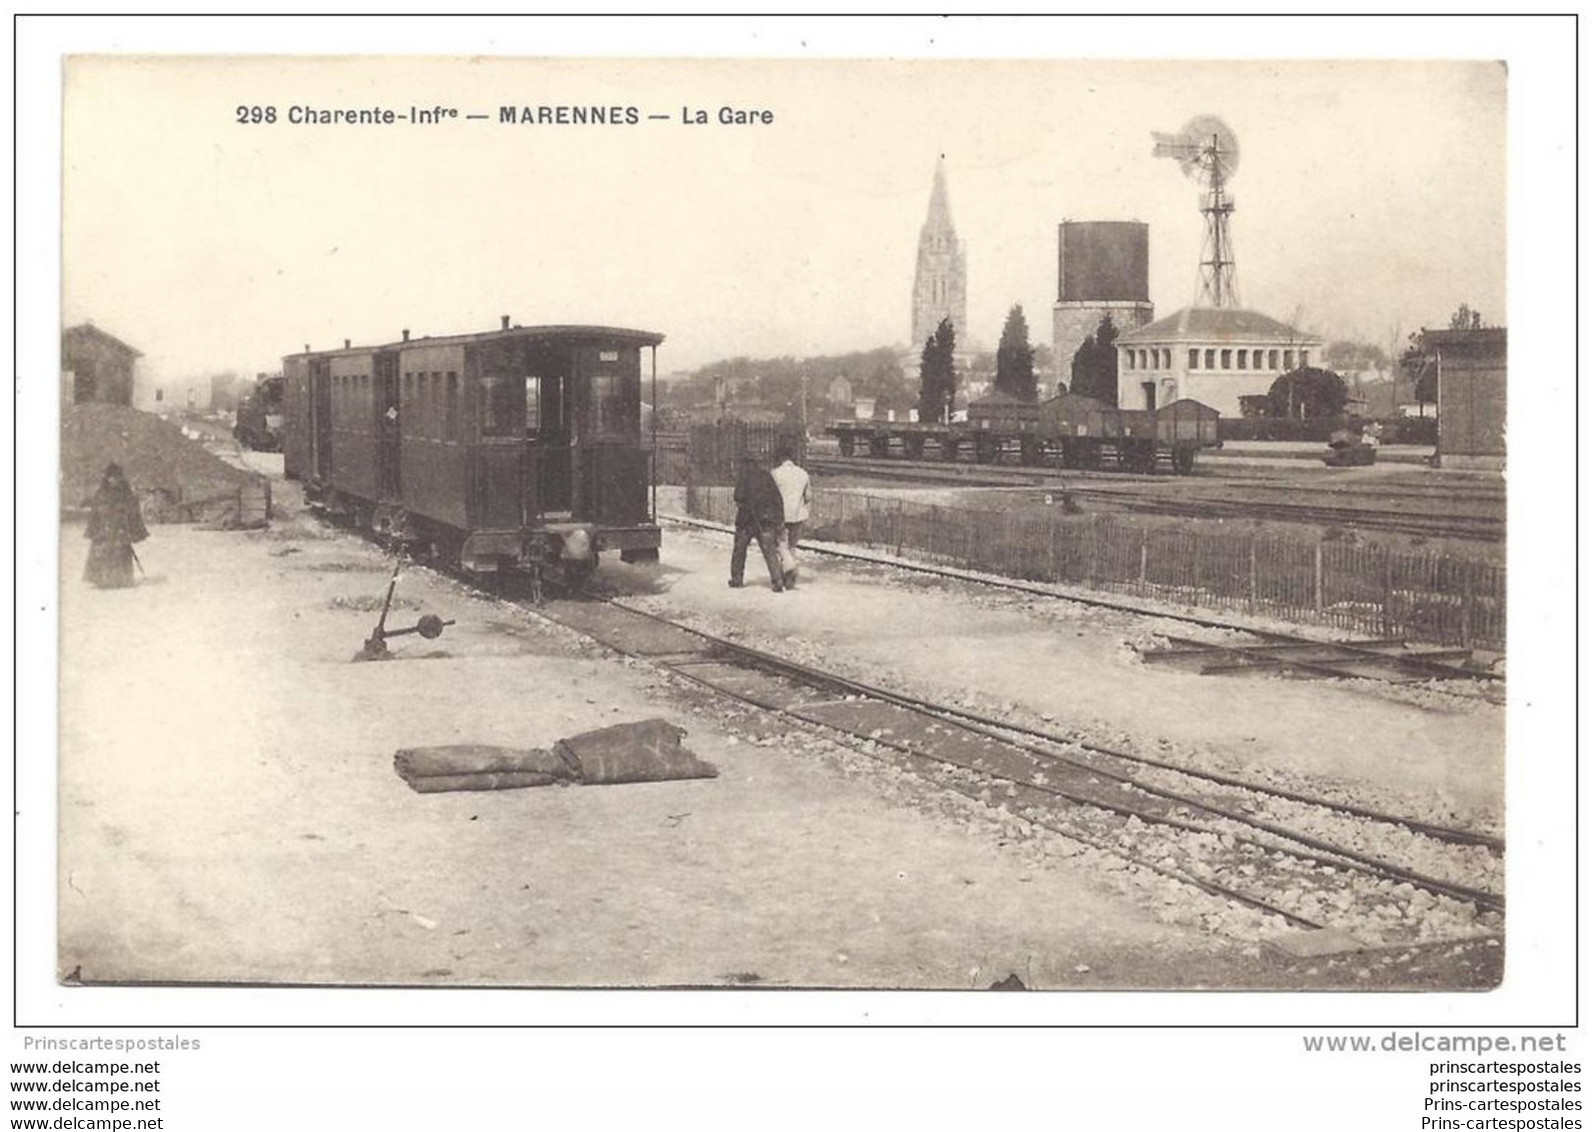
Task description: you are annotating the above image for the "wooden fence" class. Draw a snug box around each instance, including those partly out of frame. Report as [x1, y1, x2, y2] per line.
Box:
[683, 484, 1505, 650]
[686, 422, 809, 486]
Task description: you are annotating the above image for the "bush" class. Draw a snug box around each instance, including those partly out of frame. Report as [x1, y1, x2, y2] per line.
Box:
[1383, 416, 1437, 445]
[1217, 418, 1336, 442]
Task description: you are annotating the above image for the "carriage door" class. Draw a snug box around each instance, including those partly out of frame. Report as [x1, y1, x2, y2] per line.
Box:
[375, 352, 401, 498]
[528, 367, 572, 515]
[1141, 381, 1157, 410]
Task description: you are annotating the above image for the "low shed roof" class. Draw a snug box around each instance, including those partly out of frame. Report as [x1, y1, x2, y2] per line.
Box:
[1117, 307, 1321, 345]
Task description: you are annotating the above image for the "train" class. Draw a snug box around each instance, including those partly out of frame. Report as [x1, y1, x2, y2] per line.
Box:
[827, 391, 1222, 474]
[234, 374, 285, 451]
[282, 318, 664, 585]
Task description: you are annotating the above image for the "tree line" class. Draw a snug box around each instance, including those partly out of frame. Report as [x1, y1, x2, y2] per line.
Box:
[668, 301, 1483, 425]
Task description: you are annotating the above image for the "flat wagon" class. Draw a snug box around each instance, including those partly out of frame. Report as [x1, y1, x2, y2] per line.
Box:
[828, 393, 1220, 474]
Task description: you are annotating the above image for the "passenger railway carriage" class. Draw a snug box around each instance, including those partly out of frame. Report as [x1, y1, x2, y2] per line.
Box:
[283, 318, 663, 582]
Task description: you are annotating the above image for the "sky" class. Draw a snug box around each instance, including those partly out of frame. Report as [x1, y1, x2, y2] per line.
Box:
[60, 44, 1507, 387]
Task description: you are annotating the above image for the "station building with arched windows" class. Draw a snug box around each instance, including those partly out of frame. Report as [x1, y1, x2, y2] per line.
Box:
[1113, 306, 1324, 416]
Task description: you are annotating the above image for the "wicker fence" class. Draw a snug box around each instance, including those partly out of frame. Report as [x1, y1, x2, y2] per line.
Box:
[683, 484, 1505, 650]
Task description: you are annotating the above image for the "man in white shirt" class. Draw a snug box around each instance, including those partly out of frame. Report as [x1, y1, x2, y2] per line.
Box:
[769, 442, 811, 590]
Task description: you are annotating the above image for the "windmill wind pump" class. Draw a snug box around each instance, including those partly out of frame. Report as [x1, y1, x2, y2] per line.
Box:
[1153, 116, 1242, 308]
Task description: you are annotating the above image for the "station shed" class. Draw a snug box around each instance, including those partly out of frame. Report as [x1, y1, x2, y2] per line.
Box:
[1114, 307, 1325, 417]
[62, 322, 141, 407]
[1426, 326, 1506, 470]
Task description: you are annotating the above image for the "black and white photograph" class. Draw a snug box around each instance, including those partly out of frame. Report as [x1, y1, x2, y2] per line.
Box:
[12, 12, 1579, 1124]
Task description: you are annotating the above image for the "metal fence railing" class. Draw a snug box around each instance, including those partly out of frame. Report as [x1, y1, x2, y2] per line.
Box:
[682, 484, 1505, 650]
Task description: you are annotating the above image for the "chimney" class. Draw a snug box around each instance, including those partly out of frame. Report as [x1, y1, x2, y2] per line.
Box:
[501, 315, 510, 330]
[344, 338, 351, 350]
[402, 329, 410, 342]
[304, 344, 311, 353]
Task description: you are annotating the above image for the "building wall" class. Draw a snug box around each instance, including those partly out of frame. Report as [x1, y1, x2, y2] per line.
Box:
[1054, 301, 1154, 391]
[1116, 339, 1321, 416]
[61, 328, 137, 406]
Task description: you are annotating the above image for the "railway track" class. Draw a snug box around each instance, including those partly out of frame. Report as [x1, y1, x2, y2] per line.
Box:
[1059, 486, 1505, 541]
[531, 591, 1503, 949]
[663, 513, 1504, 696]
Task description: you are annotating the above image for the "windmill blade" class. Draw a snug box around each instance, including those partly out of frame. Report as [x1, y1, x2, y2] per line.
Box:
[1152, 130, 1204, 177]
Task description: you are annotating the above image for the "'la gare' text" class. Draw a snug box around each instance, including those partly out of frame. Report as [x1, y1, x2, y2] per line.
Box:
[681, 106, 774, 125]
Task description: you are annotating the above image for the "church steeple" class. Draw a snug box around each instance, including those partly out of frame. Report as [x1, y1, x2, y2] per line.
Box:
[911, 157, 968, 351]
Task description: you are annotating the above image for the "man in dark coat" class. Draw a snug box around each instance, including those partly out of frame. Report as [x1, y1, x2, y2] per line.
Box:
[84, 463, 148, 589]
[728, 456, 786, 591]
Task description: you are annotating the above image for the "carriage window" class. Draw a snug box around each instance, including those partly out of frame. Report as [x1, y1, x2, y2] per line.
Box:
[1204, 349, 1215, 369]
[1237, 350, 1247, 370]
[589, 373, 628, 435]
[1188, 349, 1199, 370]
[445, 373, 459, 440]
[1220, 349, 1232, 369]
[1284, 350, 1296, 370]
[480, 374, 523, 437]
[524, 376, 543, 432]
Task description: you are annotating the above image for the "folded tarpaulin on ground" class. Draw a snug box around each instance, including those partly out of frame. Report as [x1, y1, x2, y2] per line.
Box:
[394, 721, 716, 793]
[555, 718, 717, 785]
[393, 745, 573, 793]
[403, 770, 571, 794]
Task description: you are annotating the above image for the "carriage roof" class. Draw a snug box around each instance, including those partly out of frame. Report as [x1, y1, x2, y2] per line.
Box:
[285, 324, 665, 362]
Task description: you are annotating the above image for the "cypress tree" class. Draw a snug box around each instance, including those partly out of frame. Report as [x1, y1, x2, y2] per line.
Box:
[917, 317, 957, 423]
[994, 305, 1037, 401]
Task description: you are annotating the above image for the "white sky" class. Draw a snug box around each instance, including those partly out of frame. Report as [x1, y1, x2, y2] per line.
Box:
[61, 52, 1504, 384]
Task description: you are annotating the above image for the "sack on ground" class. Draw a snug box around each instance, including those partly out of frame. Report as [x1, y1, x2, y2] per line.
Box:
[555, 719, 717, 785]
[394, 745, 573, 792]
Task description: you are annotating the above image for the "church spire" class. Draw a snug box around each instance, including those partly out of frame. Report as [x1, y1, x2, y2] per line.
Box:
[911, 158, 968, 351]
[927, 157, 952, 226]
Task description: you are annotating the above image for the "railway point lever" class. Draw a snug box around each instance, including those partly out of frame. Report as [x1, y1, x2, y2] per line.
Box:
[354, 559, 455, 661]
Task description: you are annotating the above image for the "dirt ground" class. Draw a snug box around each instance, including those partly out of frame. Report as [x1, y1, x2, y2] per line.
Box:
[55, 478, 1504, 992]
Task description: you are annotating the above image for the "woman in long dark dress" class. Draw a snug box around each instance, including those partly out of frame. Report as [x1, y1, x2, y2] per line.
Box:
[84, 463, 147, 588]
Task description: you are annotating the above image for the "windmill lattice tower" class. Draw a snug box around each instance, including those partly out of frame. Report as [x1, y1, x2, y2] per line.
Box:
[1153, 116, 1241, 309]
